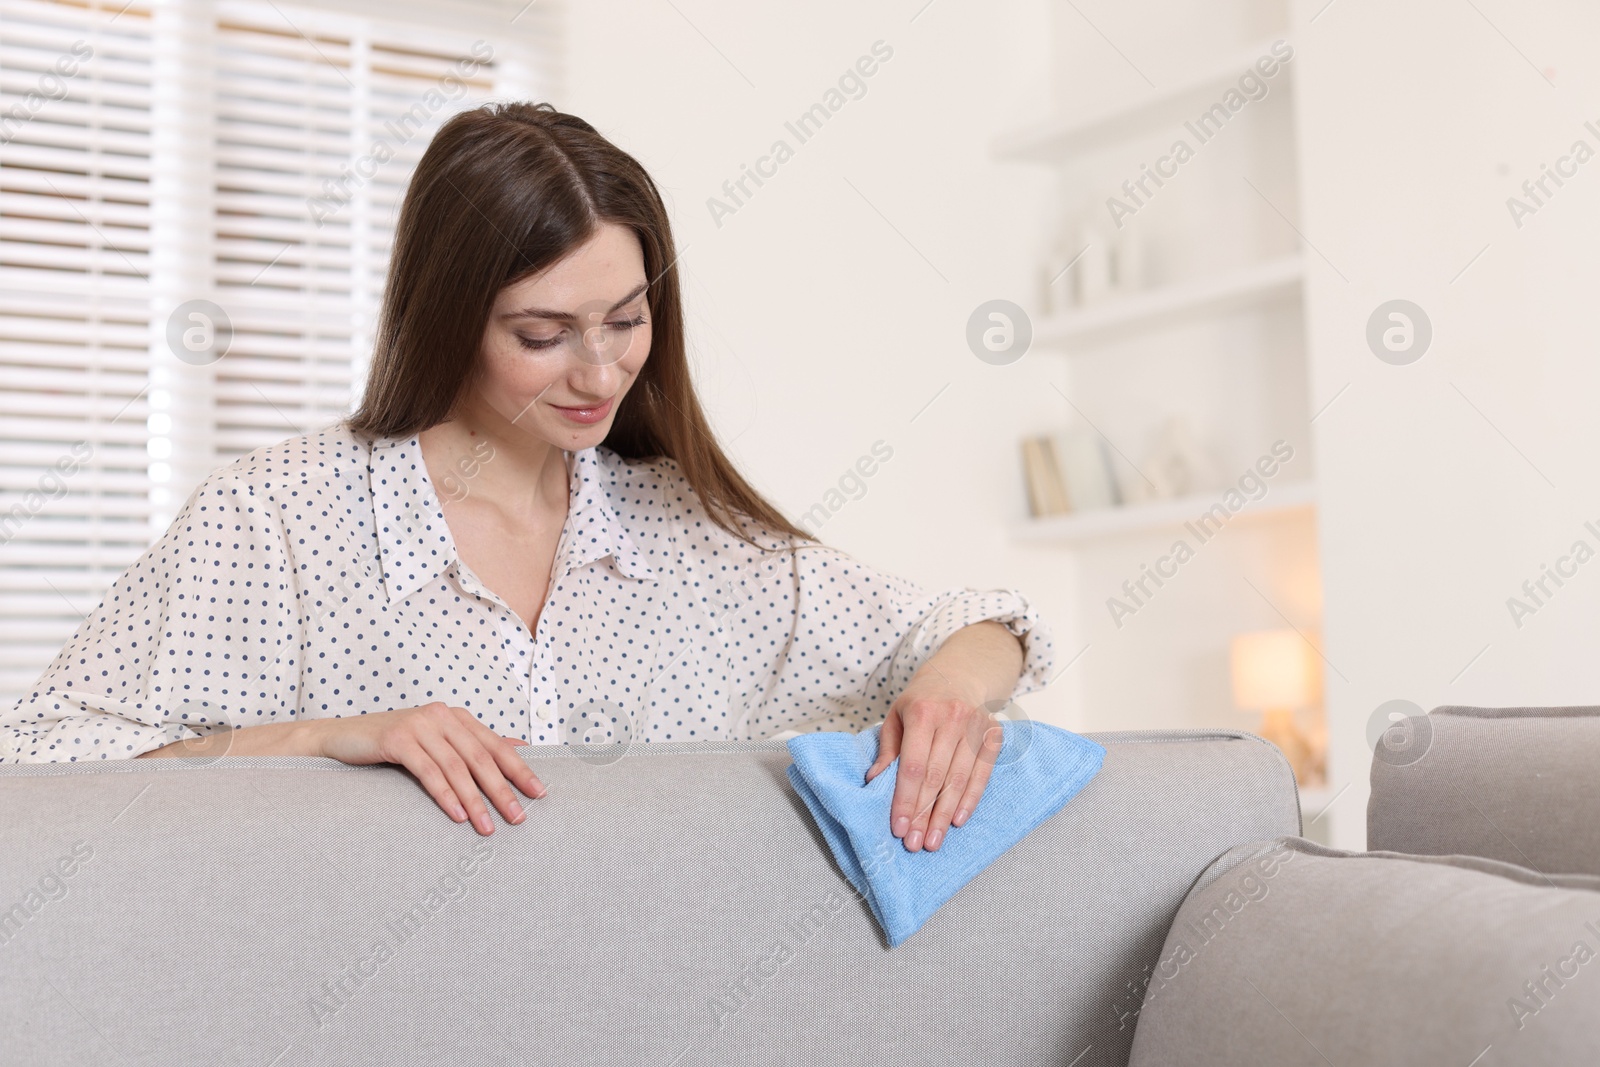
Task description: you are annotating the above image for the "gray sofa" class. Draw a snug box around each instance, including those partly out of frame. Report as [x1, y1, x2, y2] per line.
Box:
[3, 710, 1595, 1065]
[1129, 703, 1600, 1066]
[1368, 704, 1600, 875]
[0, 728, 1295, 1066]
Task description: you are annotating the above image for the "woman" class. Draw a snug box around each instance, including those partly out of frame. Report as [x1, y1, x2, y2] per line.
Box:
[0, 102, 1056, 855]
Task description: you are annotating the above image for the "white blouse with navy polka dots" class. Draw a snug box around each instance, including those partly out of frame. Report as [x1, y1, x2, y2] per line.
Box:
[0, 422, 1057, 761]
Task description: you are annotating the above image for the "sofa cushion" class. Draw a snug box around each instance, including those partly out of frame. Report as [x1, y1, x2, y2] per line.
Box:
[1126, 837, 1600, 1067]
[0, 728, 1294, 1067]
[1369, 704, 1600, 875]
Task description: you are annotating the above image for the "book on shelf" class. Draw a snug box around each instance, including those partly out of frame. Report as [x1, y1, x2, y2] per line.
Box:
[1054, 427, 1118, 511]
[1020, 435, 1070, 517]
[1019, 428, 1120, 518]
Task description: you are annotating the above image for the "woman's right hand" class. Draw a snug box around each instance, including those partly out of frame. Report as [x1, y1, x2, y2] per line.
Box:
[312, 702, 547, 835]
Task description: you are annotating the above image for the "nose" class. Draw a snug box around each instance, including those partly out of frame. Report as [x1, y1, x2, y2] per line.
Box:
[565, 348, 622, 398]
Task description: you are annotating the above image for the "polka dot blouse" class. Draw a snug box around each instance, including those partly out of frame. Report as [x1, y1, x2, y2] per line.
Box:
[0, 422, 1057, 761]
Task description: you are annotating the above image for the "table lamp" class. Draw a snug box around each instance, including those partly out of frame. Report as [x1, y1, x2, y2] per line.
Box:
[1229, 628, 1325, 788]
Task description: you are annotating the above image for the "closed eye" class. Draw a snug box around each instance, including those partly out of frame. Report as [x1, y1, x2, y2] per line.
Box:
[517, 313, 647, 351]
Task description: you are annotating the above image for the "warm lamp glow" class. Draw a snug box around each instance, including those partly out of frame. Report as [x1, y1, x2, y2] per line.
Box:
[1228, 628, 1326, 789]
[1230, 629, 1319, 712]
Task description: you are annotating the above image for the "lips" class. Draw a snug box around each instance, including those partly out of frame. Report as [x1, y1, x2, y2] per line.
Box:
[552, 395, 614, 423]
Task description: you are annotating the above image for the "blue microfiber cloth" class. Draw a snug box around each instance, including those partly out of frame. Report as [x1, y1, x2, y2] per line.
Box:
[785, 719, 1106, 947]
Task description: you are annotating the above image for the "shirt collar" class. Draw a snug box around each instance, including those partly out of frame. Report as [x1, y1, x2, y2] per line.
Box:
[561, 442, 658, 583]
[366, 431, 657, 605]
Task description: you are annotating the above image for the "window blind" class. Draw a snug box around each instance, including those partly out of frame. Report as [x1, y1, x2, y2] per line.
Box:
[0, 0, 561, 707]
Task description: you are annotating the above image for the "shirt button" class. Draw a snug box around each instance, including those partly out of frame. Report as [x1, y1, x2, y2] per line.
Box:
[537, 704, 552, 722]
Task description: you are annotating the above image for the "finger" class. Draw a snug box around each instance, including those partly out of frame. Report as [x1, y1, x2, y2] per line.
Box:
[454, 710, 545, 798]
[924, 733, 980, 851]
[417, 728, 496, 835]
[389, 735, 470, 825]
[489, 736, 545, 797]
[441, 721, 529, 828]
[952, 720, 1003, 828]
[906, 719, 963, 852]
[865, 709, 903, 783]
[889, 711, 934, 843]
[480, 728, 546, 801]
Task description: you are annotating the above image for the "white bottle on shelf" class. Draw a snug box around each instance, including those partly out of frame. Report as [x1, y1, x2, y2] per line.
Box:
[1111, 225, 1144, 294]
[1040, 240, 1079, 315]
[1073, 216, 1112, 307]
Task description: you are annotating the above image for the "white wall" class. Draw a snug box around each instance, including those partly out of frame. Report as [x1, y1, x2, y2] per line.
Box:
[563, 0, 1600, 853]
[561, 1, 1079, 724]
[1293, 0, 1600, 846]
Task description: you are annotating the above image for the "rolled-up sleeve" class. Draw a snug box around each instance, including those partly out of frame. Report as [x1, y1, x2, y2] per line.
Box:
[747, 542, 1057, 739]
[0, 471, 300, 762]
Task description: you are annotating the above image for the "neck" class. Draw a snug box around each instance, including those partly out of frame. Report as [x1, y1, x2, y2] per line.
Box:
[419, 396, 571, 521]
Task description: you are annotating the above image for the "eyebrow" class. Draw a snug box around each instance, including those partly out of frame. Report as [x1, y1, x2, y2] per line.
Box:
[502, 281, 649, 321]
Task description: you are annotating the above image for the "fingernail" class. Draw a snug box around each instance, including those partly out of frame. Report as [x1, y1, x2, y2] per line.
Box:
[476, 813, 492, 834]
[893, 816, 910, 836]
[906, 829, 923, 850]
[509, 800, 524, 821]
[926, 829, 943, 850]
[954, 808, 970, 826]
[452, 803, 468, 822]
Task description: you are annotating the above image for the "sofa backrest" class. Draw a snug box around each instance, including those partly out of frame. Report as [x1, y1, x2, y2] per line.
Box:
[1127, 837, 1600, 1067]
[1368, 705, 1600, 876]
[0, 728, 1296, 1067]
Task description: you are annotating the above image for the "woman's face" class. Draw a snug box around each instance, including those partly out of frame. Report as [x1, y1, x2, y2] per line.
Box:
[472, 221, 652, 448]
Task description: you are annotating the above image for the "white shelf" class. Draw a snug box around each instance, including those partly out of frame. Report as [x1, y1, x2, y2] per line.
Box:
[1015, 478, 1315, 545]
[1032, 255, 1303, 351]
[992, 36, 1293, 162]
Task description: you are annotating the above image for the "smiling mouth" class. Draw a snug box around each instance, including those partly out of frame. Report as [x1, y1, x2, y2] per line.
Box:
[550, 396, 615, 422]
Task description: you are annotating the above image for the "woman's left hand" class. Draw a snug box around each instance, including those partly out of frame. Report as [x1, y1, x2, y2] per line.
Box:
[864, 670, 1004, 853]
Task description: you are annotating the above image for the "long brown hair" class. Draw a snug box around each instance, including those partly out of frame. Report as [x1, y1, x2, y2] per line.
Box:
[345, 101, 814, 548]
